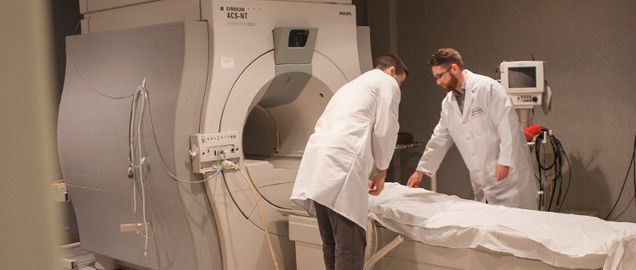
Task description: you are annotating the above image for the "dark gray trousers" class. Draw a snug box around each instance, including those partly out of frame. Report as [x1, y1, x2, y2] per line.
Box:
[313, 201, 366, 270]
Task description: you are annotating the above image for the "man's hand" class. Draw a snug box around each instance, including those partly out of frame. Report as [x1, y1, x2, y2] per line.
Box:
[495, 164, 509, 181]
[406, 171, 425, 187]
[368, 170, 386, 196]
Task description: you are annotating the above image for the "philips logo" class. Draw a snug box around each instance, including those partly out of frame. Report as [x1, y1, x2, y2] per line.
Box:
[339, 11, 352, 16]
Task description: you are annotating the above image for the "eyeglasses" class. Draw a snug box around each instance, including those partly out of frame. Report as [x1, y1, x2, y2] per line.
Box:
[433, 66, 452, 80]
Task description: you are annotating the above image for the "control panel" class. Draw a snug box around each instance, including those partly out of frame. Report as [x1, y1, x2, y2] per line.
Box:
[510, 94, 542, 109]
[190, 131, 241, 174]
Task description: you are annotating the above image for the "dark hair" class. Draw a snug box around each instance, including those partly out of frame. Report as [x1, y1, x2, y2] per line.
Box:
[428, 48, 464, 69]
[374, 54, 409, 77]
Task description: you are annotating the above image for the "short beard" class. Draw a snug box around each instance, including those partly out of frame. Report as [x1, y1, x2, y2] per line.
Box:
[442, 73, 459, 92]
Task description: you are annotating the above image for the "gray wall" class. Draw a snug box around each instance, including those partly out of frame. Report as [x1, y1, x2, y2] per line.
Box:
[370, 0, 636, 221]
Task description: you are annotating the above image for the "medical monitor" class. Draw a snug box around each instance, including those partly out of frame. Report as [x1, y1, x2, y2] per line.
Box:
[499, 61, 544, 108]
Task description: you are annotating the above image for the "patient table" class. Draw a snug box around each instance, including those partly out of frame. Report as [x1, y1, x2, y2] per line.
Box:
[365, 183, 636, 270]
[290, 183, 636, 270]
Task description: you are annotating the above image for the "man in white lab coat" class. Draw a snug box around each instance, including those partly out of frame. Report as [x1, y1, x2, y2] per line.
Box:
[290, 54, 408, 270]
[406, 48, 537, 209]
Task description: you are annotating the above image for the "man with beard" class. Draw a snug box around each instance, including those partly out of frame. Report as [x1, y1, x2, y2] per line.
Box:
[406, 48, 537, 209]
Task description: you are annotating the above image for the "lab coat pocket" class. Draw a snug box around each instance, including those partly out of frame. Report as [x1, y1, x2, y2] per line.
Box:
[483, 177, 517, 205]
[466, 105, 488, 127]
[469, 106, 486, 119]
[467, 107, 496, 143]
[484, 162, 498, 183]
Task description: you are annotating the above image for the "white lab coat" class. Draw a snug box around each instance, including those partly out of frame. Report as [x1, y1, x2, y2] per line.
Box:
[290, 69, 400, 229]
[417, 70, 537, 209]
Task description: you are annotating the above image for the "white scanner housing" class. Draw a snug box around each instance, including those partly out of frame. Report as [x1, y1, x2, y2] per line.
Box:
[58, 1, 364, 269]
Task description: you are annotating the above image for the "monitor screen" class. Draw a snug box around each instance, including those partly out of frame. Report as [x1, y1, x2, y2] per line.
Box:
[508, 67, 537, 88]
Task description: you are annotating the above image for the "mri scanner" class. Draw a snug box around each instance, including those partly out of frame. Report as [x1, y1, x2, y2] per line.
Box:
[59, 0, 361, 269]
[58, 1, 636, 270]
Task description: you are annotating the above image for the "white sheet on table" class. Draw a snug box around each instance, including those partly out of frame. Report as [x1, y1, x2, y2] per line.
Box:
[368, 183, 636, 270]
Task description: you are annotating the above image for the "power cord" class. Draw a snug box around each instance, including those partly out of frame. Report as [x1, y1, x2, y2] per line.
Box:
[94, 78, 222, 258]
[221, 160, 280, 270]
[533, 128, 571, 212]
[604, 134, 636, 220]
[78, 72, 283, 264]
